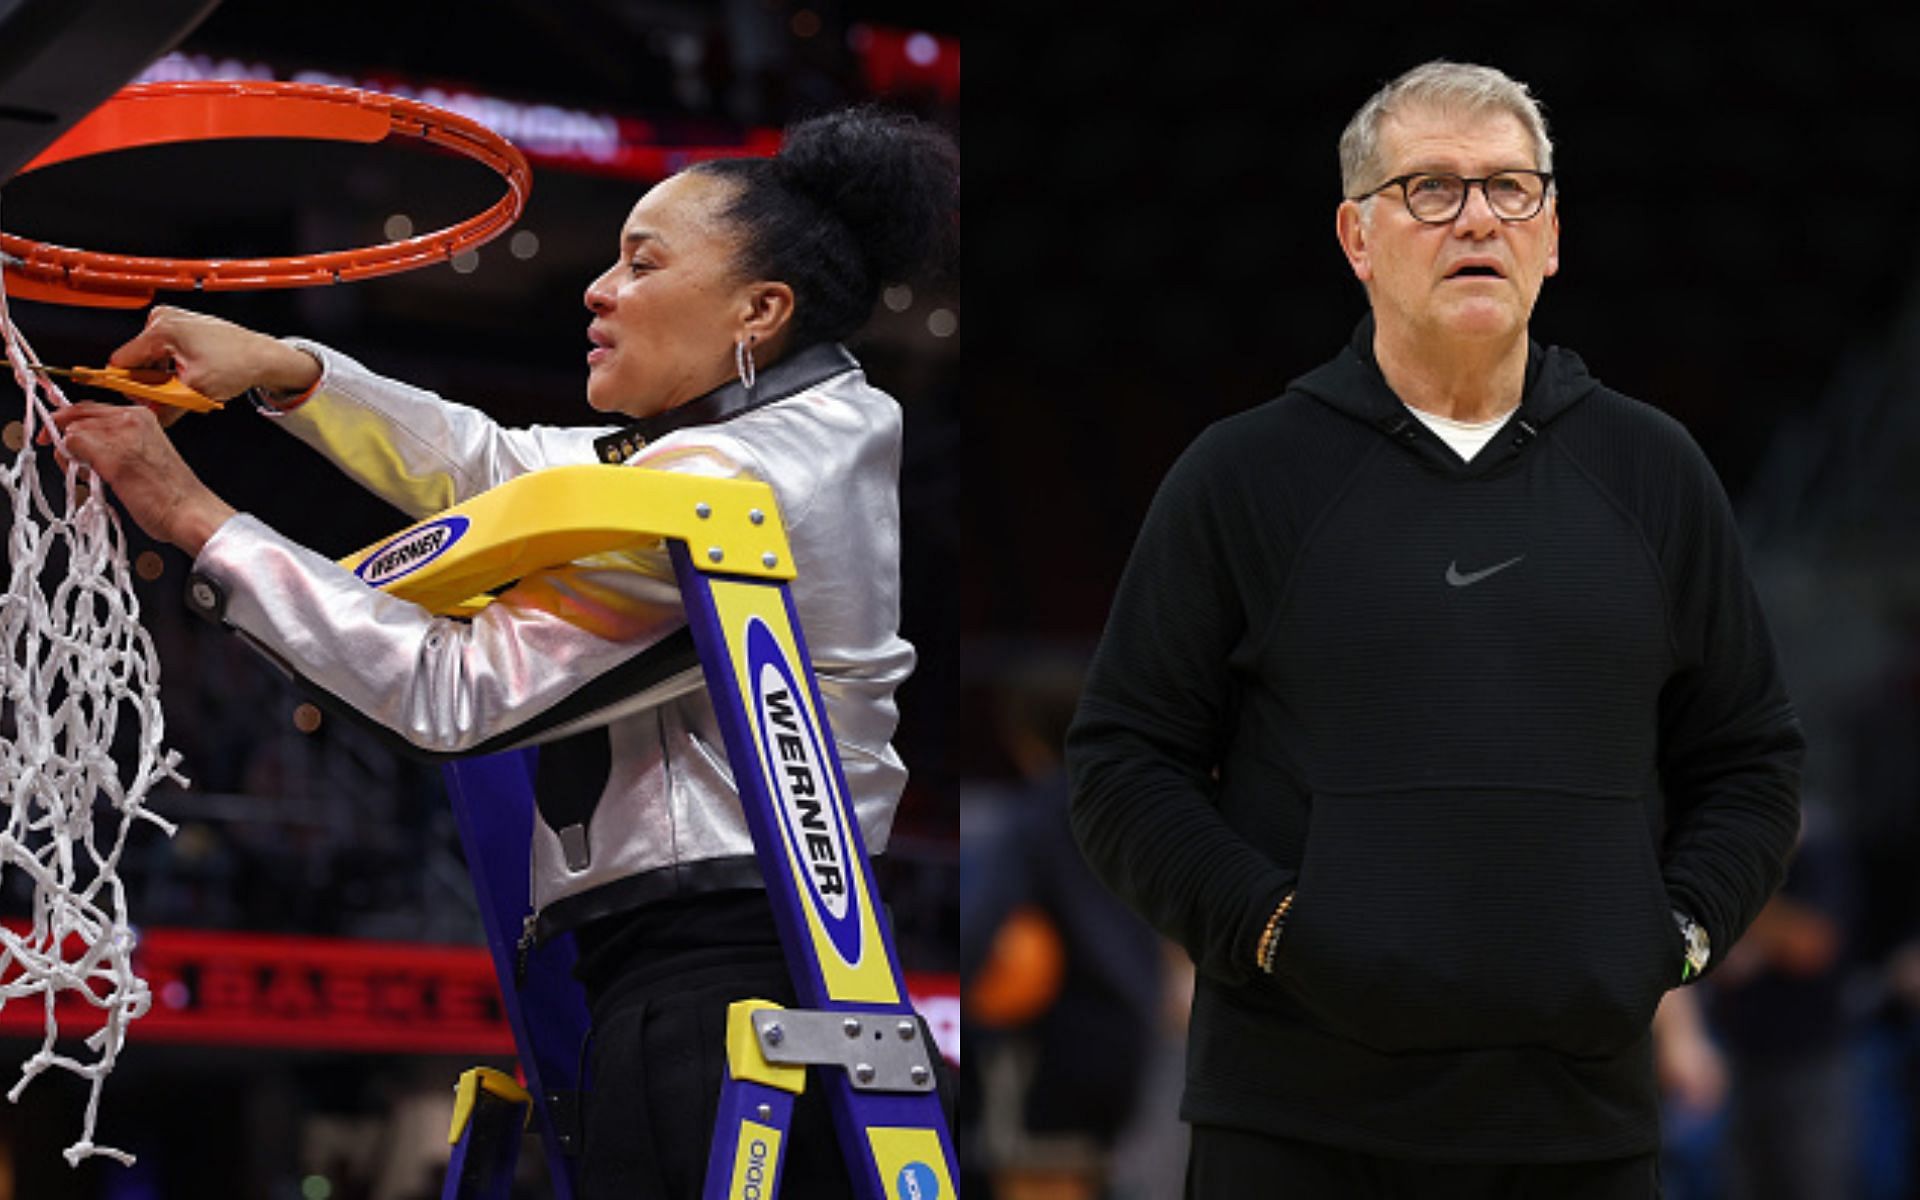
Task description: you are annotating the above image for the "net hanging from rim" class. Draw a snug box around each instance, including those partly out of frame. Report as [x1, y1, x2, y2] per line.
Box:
[0, 202, 184, 1165]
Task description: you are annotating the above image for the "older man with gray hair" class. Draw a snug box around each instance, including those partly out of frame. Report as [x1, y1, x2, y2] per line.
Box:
[1067, 59, 1803, 1198]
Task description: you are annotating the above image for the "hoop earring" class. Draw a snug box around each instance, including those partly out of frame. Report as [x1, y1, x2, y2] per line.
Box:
[734, 336, 757, 391]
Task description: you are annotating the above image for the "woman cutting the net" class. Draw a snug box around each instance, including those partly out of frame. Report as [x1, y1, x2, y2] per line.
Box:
[49, 103, 957, 1198]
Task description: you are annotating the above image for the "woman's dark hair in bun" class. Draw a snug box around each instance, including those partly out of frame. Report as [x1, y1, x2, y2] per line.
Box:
[693, 104, 959, 347]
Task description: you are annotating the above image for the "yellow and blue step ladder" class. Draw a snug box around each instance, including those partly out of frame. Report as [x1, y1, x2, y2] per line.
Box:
[337, 465, 956, 1199]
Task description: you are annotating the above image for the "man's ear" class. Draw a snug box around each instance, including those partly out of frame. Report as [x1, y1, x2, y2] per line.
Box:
[1337, 200, 1372, 284]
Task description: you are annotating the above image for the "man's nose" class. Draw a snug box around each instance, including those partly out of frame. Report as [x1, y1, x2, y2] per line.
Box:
[1453, 181, 1501, 234]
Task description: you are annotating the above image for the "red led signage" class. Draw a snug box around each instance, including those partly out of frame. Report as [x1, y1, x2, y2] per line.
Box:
[0, 926, 513, 1055]
[0, 926, 960, 1063]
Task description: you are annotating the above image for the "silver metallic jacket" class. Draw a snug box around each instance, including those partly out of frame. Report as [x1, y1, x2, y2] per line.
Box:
[190, 339, 913, 936]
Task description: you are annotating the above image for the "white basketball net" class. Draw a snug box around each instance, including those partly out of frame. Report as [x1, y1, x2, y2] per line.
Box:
[0, 262, 183, 1165]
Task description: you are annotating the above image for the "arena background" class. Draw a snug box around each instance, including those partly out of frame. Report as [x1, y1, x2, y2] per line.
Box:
[0, 2, 957, 1196]
[967, 12, 1920, 1200]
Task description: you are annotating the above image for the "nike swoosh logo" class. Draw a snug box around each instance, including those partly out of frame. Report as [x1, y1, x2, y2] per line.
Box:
[1445, 555, 1525, 587]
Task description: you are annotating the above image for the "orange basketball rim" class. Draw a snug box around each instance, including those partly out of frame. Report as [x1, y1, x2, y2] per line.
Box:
[0, 80, 532, 308]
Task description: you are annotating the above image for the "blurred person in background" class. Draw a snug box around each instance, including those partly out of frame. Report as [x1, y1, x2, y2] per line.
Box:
[1651, 984, 1730, 1200]
[1706, 802, 1857, 1199]
[962, 653, 1165, 1200]
[1067, 59, 1803, 1199]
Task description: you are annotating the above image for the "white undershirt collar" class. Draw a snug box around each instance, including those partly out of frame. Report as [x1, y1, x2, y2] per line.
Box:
[1403, 403, 1518, 463]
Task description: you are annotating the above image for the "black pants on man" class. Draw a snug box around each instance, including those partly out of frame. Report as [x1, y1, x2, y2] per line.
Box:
[1187, 1124, 1661, 1200]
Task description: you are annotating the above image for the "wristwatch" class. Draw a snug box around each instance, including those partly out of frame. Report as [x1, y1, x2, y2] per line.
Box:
[1673, 911, 1711, 982]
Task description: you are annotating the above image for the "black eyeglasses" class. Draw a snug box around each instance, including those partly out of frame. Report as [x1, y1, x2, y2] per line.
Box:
[1353, 170, 1554, 224]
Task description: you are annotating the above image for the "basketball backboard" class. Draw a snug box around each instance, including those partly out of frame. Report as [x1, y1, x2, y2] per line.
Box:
[0, 0, 221, 182]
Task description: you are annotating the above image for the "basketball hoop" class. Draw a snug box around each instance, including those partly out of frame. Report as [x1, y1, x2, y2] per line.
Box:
[0, 80, 533, 307]
[0, 78, 532, 1165]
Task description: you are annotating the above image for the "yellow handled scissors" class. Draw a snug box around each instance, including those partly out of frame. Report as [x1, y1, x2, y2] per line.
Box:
[31, 365, 222, 412]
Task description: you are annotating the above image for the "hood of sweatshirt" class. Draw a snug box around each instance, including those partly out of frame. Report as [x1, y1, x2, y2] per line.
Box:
[1289, 313, 1602, 474]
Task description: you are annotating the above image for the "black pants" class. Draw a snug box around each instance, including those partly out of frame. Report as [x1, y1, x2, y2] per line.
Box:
[576, 944, 852, 1198]
[576, 939, 956, 1198]
[1187, 1124, 1661, 1200]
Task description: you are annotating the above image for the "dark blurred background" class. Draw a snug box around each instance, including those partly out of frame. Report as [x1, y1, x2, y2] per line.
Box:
[965, 10, 1920, 1200]
[0, 2, 956, 1196]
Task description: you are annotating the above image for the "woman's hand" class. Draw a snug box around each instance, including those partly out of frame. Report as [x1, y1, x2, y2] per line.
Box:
[47, 402, 236, 555]
[108, 305, 321, 407]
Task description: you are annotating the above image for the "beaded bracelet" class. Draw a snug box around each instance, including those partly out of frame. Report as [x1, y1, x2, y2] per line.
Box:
[1255, 891, 1297, 974]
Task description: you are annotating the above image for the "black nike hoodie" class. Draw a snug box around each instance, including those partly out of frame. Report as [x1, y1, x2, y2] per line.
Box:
[1067, 316, 1804, 1161]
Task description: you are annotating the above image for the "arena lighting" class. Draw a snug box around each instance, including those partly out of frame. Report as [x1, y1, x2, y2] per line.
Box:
[905, 32, 941, 65]
[0, 924, 962, 1064]
[848, 24, 960, 104]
